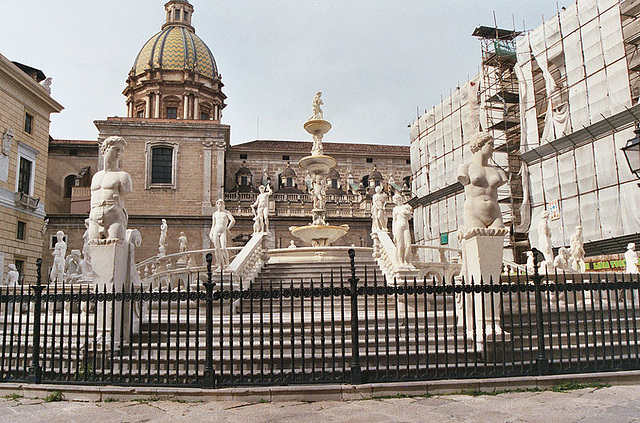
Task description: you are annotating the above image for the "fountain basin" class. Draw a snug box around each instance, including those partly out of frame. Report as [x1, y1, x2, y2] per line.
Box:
[304, 119, 332, 136]
[290, 224, 349, 247]
[299, 155, 337, 175]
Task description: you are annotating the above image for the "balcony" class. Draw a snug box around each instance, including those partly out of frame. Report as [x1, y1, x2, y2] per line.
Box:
[14, 191, 40, 210]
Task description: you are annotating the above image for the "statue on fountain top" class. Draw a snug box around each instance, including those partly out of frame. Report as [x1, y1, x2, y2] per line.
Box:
[310, 91, 323, 120]
[456, 131, 508, 240]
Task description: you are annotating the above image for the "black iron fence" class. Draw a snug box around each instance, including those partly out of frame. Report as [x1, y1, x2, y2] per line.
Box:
[1, 251, 640, 388]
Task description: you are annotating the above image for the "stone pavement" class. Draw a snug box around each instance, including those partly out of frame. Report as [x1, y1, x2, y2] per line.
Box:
[1, 384, 639, 423]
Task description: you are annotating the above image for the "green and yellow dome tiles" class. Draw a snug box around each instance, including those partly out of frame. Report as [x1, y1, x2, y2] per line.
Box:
[132, 26, 218, 80]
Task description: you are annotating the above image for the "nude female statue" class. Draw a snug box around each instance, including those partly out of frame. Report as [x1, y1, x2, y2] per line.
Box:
[209, 199, 236, 269]
[88, 136, 133, 243]
[392, 194, 413, 266]
[538, 210, 554, 269]
[457, 132, 507, 237]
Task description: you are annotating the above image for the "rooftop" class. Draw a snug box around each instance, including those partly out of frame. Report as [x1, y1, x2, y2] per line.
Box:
[232, 140, 410, 155]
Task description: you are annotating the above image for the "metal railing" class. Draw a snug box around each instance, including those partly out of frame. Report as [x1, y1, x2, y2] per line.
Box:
[1, 254, 640, 388]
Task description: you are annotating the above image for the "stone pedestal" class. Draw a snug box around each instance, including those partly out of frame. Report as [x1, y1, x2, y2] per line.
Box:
[461, 232, 508, 345]
[91, 242, 132, 348]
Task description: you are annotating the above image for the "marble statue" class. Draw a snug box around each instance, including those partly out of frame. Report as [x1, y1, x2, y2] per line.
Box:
[371, 185, 387, 232]
[50, 230, 67, 283]
[40, 77, 52, 94]
[569, 225, 586, 273]
[81, 218, 92, 277]
[88, 136, 132, 243]
[288, 240, 297, 249]
[40, 218, 49, 239]
[392, 193, 413, 266]
[65, 250, 83, 283]
[312, 174, 327, 212]
[526, 251, 536, 274]
[209, 199, 236, 270]
[312, 134, 324, 156]
[538, 210, 554, 270]
[625, 243, 639, 274]
[310, 91, 323, 120]
[2, 127, 13, 155]
[3, 264, 19, 287]
[158, 219, 168, 256]
[251, 184, 272, 233]
[178, 232, 188, 253]
[554, 247, 571, 271]
[456, 132, 507, 239]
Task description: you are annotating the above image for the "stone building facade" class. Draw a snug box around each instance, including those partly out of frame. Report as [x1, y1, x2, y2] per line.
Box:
[0, 54, 63, 284]
[42, 0, 411, 272]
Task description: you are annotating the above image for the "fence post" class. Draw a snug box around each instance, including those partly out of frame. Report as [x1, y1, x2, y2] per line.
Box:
[531, 248, 549, 375]
[348, 249, 362, 384]
[29, 258, 44, 384]
[203, 253, 216, 388]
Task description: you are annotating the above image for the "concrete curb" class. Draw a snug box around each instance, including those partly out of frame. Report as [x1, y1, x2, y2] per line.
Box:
[1, 371, 639, 403]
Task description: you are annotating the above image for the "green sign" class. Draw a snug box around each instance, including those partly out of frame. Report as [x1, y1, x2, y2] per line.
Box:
[440, 232, 449, 245]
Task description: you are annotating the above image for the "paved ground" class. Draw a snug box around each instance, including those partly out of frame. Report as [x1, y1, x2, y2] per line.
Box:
[1, 384, 639, 423]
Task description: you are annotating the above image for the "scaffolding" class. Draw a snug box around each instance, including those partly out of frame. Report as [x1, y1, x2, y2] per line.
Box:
[472, 26, 529, 260]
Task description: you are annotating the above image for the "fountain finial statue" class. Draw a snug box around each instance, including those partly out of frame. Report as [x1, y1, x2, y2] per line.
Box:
[311, 91, 323, 120]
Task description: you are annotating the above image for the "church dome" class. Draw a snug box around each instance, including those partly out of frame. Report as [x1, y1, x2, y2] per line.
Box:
[132, 26, 218, 80]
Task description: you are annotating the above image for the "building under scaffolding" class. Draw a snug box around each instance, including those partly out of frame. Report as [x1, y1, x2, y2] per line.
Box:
[410, 0, 640, 269]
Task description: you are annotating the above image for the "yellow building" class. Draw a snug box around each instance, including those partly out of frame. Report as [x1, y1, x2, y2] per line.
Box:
[0, 54, 63, 284]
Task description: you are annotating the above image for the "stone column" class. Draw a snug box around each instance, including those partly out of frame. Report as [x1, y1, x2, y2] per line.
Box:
[145, 94, 152, 118]
[215, 140, 226, 201]
[214, 104, 219, 121]
[91, 241, 132, 347]
[460, 229, 509, 349]
[202, 140, 213, 214]
[194, 96, 199, 120]
[154, 92, 160, 118]
[183, 94, 189, 119]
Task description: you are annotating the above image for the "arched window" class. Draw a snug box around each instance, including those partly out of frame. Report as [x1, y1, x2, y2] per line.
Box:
[151, 147, 173, 184]
[63, 174, 76, 198]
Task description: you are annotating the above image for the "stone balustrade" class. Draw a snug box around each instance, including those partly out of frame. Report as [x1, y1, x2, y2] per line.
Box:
[228, 232, 270, 288]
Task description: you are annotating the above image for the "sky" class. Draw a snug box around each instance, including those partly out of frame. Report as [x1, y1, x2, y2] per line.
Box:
[2, 0, 563, 146]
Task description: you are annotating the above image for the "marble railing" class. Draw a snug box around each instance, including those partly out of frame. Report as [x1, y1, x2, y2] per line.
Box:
[136, 247, 242, 289]
[228, 232, 270, 288]
[225, 192, 361, 204]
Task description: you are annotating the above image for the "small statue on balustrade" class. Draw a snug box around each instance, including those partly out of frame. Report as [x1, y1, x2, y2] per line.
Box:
[158, 219, 168, 256]
[392, 193, 413, 267]
[178, 232, 188, 253]
[251, 184, 272, 233]
[371, 185, 387, 232]
[625, 243, 639, 274]
[210, 199, 236, 270]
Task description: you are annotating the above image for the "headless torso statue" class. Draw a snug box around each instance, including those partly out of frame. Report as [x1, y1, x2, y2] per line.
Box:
[88, 136, 132, 243]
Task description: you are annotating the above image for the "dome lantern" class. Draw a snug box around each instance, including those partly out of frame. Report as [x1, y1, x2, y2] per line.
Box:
[163, 1, 195, 32]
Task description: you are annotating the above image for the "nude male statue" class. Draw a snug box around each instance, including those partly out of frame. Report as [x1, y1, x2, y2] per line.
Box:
[209, 199, 236, 269]
[88, 136, 133, 243]
[50, 230, 67, 283]
[251, 184, 272, 233]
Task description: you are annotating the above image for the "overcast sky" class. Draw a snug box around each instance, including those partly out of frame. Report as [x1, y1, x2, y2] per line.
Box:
[3, 0, 562, 146]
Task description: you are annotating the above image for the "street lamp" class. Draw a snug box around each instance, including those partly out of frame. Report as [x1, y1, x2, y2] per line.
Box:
[622, 125, 640, 186]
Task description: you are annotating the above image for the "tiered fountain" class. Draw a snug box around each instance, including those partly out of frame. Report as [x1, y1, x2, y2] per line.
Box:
[289, 92, 349, 246]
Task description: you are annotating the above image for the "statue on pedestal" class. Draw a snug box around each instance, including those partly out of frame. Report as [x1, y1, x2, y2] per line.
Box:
[65, 250, 83, 283]
[3, 264, 19, 287]
[569, 225, 586, 273]
[251, 184, 272, 233]
[625, 243, 639, 274]
[50, 230, 67, 283]
[88, 136, 132, 243]
[178, 232, 188, 253]
[392, 193, 413, 266]
[158, 219, 168, 256]
[210, 199, 236, 270]
[456, 132, 508, 239]
[538, 210, 554, 271]
[371, 185, 387, 232]
[526, 251, 536, 274]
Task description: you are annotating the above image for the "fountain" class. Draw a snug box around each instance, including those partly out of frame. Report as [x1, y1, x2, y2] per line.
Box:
[289, 92, 349, 246]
